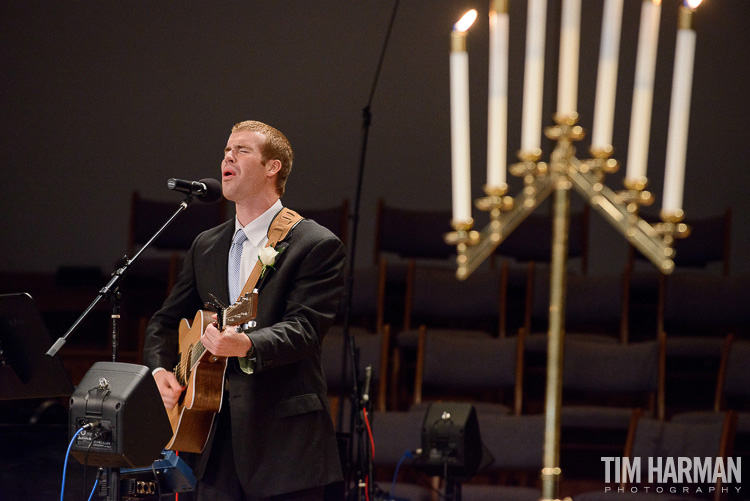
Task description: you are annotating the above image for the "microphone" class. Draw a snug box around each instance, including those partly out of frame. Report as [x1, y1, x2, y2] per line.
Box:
[361, 365, 373, 404]
[167, 178, 222, 203]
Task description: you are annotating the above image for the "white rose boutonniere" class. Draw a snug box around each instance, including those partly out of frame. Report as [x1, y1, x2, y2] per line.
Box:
[258, 245, 284, 279]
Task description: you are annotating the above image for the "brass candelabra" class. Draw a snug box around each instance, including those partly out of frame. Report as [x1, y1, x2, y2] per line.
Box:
[444, 113, 689, 500]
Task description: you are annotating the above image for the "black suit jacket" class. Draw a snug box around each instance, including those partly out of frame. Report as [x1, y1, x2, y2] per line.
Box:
[143, 214, 346, 497]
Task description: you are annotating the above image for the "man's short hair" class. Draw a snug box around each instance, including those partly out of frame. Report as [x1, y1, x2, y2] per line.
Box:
[232, 120, 293, 197]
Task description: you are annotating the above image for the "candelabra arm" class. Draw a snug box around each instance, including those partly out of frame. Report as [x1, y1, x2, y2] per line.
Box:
[455, 174, 555, 279]
[567, 165, 675, 274]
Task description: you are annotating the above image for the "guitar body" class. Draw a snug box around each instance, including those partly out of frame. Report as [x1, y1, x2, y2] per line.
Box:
[163, 292, 258, 453]
[166, 310, 228, 453]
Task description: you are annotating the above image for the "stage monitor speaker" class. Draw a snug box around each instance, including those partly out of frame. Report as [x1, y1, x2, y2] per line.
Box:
[68, 361, 172, 468]
[420, 402, 485, 479]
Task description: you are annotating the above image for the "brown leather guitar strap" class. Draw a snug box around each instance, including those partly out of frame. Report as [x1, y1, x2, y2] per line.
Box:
[236, 207, 303, 301]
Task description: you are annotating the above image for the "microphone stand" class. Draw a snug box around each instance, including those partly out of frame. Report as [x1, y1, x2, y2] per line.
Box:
[46, 195, 195, 359]
[338, 2, 400, 499]
[45, 192, 199, 501]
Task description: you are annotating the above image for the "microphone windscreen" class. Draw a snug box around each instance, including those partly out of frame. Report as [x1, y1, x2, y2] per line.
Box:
[199, 178, 223, 203]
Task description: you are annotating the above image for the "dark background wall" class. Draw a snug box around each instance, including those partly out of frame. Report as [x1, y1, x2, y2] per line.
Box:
[2, 0, 748, 277]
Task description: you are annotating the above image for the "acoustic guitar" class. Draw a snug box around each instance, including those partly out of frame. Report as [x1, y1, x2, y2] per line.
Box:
[165, 291, 258, 453]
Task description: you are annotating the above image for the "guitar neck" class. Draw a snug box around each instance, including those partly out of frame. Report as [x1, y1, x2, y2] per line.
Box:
[189, 307, 232, 370]
[174, 292, 257, 384]
[191, 340, 209, 367]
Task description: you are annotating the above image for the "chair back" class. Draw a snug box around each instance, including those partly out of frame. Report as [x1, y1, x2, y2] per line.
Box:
[414, 328, 524, 415]
[337, 259, 388, 334]
[562, 335, 666, 422]
[629, 207, 731, 275]
[296, 199, 349, 246]
[374, 199, 454, 264]
[494, 205, 590, 274]
[404, 264, 503, 334]
[715, 335, 750, 410]
[624, 410, 738, 501]
[129, 190, 226, 255]
[322, 325, 390, 414]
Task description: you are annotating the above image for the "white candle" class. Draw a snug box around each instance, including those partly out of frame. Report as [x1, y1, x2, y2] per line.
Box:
[591, 0, 624, 152]
[663, 1, 700, 215]
[450, 10, 477, 224]
[625, 0, 662, 185]
[557, 0, 581, 117]
[521, 0, 547, 153]
[487, 0, 509, 190]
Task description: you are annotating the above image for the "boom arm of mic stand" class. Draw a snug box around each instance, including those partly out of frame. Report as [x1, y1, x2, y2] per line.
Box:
[45, 197, 194, 358]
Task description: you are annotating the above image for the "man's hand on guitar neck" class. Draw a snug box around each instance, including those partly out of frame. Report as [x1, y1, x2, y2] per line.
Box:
[202, 317, 254, 359]
[154, 370, 185, 410]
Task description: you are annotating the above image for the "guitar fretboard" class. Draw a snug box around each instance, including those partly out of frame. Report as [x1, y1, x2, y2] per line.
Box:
[191, 341, 207, 366]
[173, 311, 227, 386]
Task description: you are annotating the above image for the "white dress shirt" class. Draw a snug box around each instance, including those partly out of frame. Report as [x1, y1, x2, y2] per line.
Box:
[231, 199, 283, 300]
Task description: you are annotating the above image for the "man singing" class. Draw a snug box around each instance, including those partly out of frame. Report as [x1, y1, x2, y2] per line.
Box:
[143, 120, 345, 500]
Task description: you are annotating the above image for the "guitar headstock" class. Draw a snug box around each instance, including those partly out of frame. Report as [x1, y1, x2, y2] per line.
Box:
[223, 290, 259, 328]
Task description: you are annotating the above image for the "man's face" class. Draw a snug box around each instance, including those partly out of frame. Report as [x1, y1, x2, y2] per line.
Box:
[221, 130, 269, 203]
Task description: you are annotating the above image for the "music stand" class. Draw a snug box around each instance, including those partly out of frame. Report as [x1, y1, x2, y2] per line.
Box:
[0, 293, 74, 400]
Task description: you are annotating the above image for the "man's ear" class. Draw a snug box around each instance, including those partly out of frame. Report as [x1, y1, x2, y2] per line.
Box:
[266, 159, 282, 176]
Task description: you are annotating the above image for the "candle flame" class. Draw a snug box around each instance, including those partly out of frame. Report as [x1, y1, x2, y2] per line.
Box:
[651, 0, 662, 6]
[454, 9, 478, 32]
[684, 0, 702, 9]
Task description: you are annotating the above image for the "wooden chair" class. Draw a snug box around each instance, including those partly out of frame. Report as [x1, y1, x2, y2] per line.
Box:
[653, 332, 749, 497]
[628, 207, 732, 341]
[575, 408, 738, 501]
[558, 334, 666, 468]
[626, 209, 733, 415]
[493, 204, 591, 339]
[659, 272, 737, 414]
[402, 263, 504, 336]
[715, 335, 750, 412]
[624, 409, 737, 501]
[713, 334, 750, 457]
[391, 263, 504, 409]
[412, 327, 525, 417]
[523, 265, 630, 348]
[521, 267, 630, 413]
